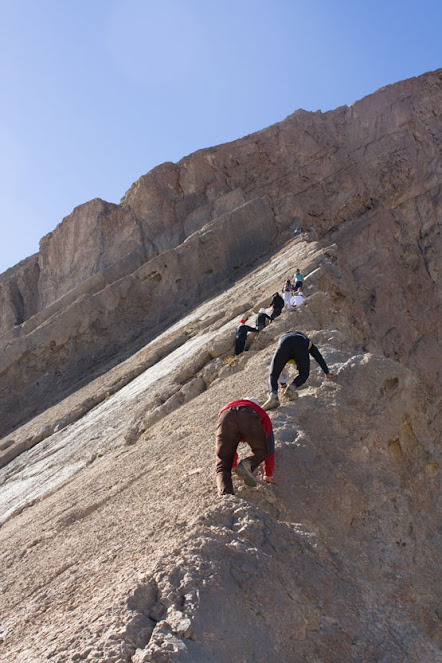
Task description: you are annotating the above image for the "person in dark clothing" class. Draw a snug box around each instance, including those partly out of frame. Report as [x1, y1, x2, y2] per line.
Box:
[216, 398, 276, 495]
[262, 331, 335, 410]
[234, 319, 257, 355]
[270, 292, 284, 320]
[256, 308, 272, 331]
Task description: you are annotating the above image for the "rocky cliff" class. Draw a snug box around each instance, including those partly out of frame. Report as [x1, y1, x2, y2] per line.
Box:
[0, 69, 440, 438]
[0, 70, 440, 662]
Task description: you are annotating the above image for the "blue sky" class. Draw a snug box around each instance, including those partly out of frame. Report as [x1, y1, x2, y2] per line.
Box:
[0, 0, 440, 274]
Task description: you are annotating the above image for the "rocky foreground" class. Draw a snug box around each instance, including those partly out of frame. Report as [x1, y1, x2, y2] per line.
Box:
[1, 234, 440, 662]
[0, 70, 440, 661]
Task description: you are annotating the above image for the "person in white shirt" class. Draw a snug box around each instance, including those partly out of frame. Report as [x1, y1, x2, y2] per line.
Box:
[291, 289, 305, 308]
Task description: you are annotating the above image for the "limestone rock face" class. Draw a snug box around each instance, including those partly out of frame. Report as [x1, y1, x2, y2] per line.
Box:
[0, 235, 439, 661]
[0, 195, 276, 437]
[0, 254, 39, 331]
[0, 69, 440, 436]
[37, 199, 148, 308]
[0, 70, 440, 662]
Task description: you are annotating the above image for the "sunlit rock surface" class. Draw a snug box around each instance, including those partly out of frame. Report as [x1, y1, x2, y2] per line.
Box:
[0, 69, 440, 437]
[0, 70, 440, 662]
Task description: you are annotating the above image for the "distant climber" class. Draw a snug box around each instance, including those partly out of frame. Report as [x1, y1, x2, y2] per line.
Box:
[256, 308, 272, 331]
[291, 290, 305, 308]
[282, 278, 293, 310]
[215, 398, 276, 495]
[262, 331, 335, 410]
[234, 319, 257, 355]
[293, 269, 304, 291]
[270, 292, 284, 320]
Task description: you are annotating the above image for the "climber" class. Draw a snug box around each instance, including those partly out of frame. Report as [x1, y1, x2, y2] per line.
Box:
[291, 289, 305, 308]
[262, 331, 335, 410]
[215, 397, 276, 495]
[256, 308, 272, 331]
[293, 268, 304, 291]
[282, 278, 293, 310]
[234, 319, 258, 355]
[270, 292, 284, 320]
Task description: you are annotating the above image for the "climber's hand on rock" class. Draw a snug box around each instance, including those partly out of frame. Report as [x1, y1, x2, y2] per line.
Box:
[325, 373, 337, 379]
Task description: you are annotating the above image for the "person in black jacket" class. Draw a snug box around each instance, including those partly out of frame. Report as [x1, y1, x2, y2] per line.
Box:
[270, 292, 284, 320]
[234, 319, 258, 355]
[256, 308, 272, 331]
[262, 331, 335, 410]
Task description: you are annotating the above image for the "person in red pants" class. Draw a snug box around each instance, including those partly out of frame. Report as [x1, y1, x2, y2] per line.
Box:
[215, 398, 276, 495]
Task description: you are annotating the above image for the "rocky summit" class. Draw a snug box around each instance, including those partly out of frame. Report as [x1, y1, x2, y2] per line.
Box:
[0, 69, 440, 662]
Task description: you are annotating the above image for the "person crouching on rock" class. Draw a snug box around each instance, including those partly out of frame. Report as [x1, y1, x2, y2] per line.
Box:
[215, 398, 276, 495]
[234, 319, 257, 355]
[291, 289, 304, 309]
[270, 292, 284, 320]
[256, 308, 272, 331]
[262, 331, 335, 410]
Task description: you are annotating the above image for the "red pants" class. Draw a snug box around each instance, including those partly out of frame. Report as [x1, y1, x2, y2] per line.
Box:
[215, 406, 269, 495]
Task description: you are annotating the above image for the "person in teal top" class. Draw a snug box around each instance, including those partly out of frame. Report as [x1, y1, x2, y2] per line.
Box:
[293, 268, 303, 291]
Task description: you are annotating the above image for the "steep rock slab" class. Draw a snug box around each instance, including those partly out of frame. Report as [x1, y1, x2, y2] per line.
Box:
[0, 323, 438, 662]
[0, 69, 440, 340]
[0, 196, 276, 437]
[0, 71, 440, 438]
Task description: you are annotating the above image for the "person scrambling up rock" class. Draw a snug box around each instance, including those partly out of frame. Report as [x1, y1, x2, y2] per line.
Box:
[256, 308, 272, 331]
[262, 331, 335, 410]
[215, 398, 276, 495]
[234, 319, 257, 355]
[270, 292, 284, 320]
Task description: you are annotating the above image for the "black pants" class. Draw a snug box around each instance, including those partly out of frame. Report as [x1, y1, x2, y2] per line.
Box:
[268, 333, 310, 393]
[235, 336, 247, 355]
[215, 407, 269, 495]
[270, 307, 282, 320]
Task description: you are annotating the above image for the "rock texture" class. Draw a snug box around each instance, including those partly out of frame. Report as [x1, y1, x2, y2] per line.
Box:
[0, 70, 440, 662]
[1, 69, 441, 437]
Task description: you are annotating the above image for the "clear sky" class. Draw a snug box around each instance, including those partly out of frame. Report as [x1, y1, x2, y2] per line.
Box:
[0, 0, 440, 274]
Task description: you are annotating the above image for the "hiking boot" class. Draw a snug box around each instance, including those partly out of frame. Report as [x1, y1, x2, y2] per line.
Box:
[262, 393, 280, 410]
[282, 384, 298, 401]
[234, 459, 258, 487]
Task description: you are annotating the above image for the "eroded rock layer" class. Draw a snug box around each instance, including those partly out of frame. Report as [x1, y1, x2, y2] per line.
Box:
[0, 236, 439, 662]
[0, 70, 440, 662]
[0, 69, 440, 436]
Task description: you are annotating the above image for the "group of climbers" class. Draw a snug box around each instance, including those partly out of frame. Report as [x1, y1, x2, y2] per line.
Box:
[282, 270, 304, 308]
[216, 269, 335, 495]
[234, 269, 305, 356]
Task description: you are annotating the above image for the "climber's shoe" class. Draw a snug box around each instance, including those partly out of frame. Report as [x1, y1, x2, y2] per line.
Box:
[282, 384, 298, 401]
[262, 393, 280, 410]
[234, 459, 258, 487]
